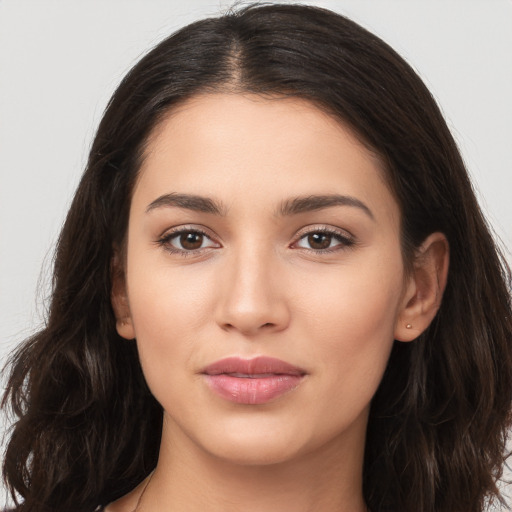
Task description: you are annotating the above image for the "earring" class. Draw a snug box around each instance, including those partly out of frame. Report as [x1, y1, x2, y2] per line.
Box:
[406, 323, 412, 329]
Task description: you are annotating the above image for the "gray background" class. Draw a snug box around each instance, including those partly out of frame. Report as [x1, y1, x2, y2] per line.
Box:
[1, 0, 511, 508]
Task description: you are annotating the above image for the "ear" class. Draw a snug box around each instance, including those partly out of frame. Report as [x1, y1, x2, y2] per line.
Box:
[394, 232, 449, 342]
[111, 252, 136, 340]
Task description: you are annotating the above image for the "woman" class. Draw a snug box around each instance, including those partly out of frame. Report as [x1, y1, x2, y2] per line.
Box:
[2, 4, 511, 512]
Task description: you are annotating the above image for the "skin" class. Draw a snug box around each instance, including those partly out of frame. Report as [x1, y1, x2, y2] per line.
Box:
[110, 93, 448, 512]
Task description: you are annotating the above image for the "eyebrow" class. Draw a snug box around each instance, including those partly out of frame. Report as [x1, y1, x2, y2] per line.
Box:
[146, 193, 227, 215]
[278, 194, 374, 220]
[145, 192, 373, 220]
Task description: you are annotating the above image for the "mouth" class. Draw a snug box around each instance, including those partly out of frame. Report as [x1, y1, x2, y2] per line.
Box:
[201, 356, 307, 405]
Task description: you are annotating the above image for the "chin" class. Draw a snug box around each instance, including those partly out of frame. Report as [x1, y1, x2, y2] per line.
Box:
[183, 412, 315, 467]
[205, 434, 306, 467]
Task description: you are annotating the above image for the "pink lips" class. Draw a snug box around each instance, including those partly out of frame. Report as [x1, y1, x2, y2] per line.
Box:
[202, 356, 306, 405]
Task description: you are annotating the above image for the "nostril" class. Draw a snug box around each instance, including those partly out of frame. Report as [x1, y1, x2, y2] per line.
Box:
[221, 321, 276, 334]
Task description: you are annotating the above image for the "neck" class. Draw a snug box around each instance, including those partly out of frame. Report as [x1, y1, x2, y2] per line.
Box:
[141, 414, 368, 512]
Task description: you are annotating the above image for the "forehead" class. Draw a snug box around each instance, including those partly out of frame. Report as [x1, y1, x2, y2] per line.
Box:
[134, 93, 399, 226]
[145, 93, 380, 166]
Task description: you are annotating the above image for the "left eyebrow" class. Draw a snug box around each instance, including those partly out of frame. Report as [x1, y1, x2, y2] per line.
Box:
[277, 194, 374, 220]
[145, 192, 227, 216]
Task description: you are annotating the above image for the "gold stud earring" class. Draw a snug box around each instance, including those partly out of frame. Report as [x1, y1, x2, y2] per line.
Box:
[406, 323, 412, 329]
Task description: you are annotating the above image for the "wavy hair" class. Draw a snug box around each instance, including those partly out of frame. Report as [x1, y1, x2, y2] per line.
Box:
[3, 4, 512, 512]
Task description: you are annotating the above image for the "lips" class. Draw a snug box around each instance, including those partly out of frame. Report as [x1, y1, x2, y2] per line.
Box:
[202, 356, 306, 404]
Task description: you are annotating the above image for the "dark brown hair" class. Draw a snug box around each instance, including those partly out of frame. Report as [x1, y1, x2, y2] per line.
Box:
[3, 4, 512, 512]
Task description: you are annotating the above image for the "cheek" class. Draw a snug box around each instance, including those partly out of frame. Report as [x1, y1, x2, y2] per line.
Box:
[124, 252, 217, 396]
[295, 252, 403, 388]
[129, 268, 209, 340]
[126, 229, 218, 332]
[300, 253, 402, 333]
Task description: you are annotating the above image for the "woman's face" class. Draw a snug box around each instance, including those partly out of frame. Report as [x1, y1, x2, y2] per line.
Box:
[116, 93, 412, 466]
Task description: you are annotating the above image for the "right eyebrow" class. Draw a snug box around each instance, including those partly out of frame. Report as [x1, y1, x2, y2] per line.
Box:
[277, 194, 374, 221]
[145, 193, 228, 216]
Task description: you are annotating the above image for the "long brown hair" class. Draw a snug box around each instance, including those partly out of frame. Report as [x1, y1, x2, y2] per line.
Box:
[3, 4, 512, 512]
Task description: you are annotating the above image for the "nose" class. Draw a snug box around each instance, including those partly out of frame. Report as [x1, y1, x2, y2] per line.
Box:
[215, 247, 290, 336]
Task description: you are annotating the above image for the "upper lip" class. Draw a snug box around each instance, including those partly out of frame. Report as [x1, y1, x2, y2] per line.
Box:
[202, 356, 306, 376]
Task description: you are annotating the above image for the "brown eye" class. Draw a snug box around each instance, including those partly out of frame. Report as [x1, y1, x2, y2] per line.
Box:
[307, 233, 332, 250]
[180, 232, 204, 250]
[159, 229, 219, 253]
[295, 229, 354, 252]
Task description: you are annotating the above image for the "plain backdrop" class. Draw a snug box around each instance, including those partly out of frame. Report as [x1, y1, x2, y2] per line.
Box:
[1, 0, 511, 508]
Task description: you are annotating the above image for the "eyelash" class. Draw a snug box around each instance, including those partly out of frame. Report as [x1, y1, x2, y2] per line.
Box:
[292, 227, 356, 253]
[156, 226, 355, 256]
[156, 227, 217, 256]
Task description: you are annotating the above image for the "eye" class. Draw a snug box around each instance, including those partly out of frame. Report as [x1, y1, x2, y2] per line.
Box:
[294, 228, 355, 252]
[157, 228, 220, 254]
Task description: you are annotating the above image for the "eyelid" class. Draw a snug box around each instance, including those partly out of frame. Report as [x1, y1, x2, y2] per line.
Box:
[291, 225, 356, 251]
[294, 224, 354, 239]
[156, 225, 221, 254]
[155, 224, 355, 256]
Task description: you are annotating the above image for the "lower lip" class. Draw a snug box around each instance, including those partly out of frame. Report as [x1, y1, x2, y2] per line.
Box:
[204, 374, 304, 404]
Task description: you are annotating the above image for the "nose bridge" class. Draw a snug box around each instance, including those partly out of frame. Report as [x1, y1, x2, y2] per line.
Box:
[216, 242, 289, 335]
